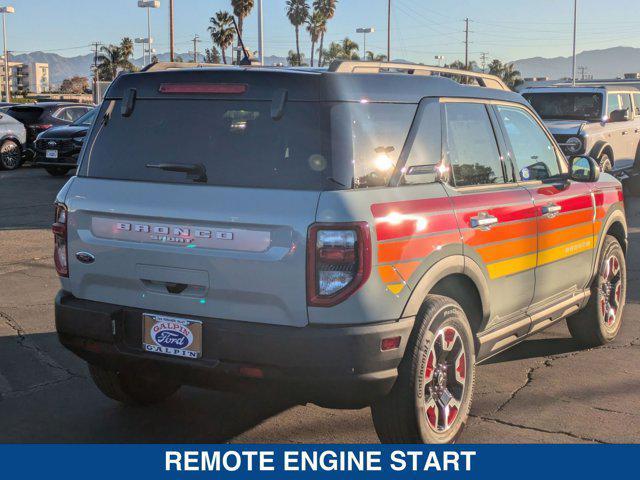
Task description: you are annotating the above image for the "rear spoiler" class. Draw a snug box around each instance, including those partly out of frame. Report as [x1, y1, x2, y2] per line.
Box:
[328, 61, 510, 91]
[141, 62, 229, 73]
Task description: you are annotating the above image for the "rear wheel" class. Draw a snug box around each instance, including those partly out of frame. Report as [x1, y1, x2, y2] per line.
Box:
[44, 166, 71, 177]
[89, 364, 180, 406]
[567, 235, 626, 347]
[0, 139, 21, 170]
[371, 295, 475, 444]
[598, 153, 612, 173]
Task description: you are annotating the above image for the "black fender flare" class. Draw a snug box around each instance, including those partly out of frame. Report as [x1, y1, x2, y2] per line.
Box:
[401, 255, 491, 323]
[589, 141, 613, 163]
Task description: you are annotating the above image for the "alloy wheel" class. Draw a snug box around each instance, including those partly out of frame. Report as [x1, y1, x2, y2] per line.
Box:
[1, 141, 20, 169]
[600, 254, 622, 328]
[422, 326, 467, 433]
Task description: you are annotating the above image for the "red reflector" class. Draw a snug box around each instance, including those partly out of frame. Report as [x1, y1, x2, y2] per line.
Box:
[159, 83, 248, 94]
[238, 366, 264, 379]
[381, 336, 401, 351]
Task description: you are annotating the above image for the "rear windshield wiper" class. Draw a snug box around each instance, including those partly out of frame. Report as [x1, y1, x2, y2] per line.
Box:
[145, 163, 208, 183]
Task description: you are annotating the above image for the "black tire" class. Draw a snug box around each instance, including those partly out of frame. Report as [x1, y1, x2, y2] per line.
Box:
[0, 139, 22, 170]
[371, 295, 475, 444]
[599, 153, 612, 173]
[89, 364, 180, 406]
[567, 235, 626, 347]
[44, 166, 71, 177]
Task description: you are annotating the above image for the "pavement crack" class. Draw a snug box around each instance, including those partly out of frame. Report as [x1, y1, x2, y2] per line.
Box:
[494, 363, 543, 413]
[0, 377, 77, 401]
[470, 414, 608, 444]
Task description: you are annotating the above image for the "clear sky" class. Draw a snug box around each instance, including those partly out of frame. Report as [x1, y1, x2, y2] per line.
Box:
[7, 0, 640, 65]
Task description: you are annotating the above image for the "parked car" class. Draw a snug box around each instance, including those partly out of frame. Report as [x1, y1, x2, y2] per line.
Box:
[0, 109, 26, 170]
[53, 62, 627, 444]
[34, 108, 97, 176]
[521, 86, 640, 172]
[5, 102, 93, 161]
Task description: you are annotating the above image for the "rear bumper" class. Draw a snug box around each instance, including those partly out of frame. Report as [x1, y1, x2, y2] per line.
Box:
[55, 291, 414, 408]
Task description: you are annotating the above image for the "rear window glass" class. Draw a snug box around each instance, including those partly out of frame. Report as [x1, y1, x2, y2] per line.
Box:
[81, 100, 330, 190]
[6, 106, 43, 124]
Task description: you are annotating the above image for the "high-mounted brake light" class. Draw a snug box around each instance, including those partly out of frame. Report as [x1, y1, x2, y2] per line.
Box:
[158, 83, 248, 94]
[32, 124, 53, 131]
[52, 203, 68, 277]
[307, 223, 371, 307]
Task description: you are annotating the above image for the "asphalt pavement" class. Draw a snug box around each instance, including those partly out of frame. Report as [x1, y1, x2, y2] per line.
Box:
[0, 168, 638, 443]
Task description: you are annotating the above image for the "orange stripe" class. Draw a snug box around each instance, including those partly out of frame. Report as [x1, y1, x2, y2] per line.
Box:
[378, 265, 402, 284]
[539, 222, 594, 251]
[464, 219, 536, 247]
[477, 236, 537, 264]
[394, 261, 421, 280]
[539, 209, 592, 233]
[596, 206, 606, 220]
[378, 232, 459, 263]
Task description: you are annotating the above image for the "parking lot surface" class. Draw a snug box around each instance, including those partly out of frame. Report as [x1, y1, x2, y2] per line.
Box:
[1, 167, 639, 443]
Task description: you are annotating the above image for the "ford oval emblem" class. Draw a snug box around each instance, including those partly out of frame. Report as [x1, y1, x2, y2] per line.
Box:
[152, 323, 193, 349]
[75, 252, 95, 264]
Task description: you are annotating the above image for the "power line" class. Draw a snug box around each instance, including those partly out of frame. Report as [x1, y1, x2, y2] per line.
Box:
[480, 52, 489, 72]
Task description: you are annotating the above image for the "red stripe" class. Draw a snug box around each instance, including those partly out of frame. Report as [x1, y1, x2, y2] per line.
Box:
[449, 190, 529, 210]
[375, 212, 458, 241]
[371, 197, 452, 219]
[594, 188, 623, 207]
[456, 204, 536, 225]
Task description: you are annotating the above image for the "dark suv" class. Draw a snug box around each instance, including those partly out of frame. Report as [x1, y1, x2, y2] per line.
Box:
[54, 62, 626, 444]
[6, 102, 93, 160]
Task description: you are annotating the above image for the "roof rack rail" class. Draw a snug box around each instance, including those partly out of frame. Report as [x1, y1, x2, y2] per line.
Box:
[140, 61, 227, 73]
[328, 61, 510, 91]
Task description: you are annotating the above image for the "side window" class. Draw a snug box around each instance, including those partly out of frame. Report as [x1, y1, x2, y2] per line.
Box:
[619, 94, 632, 117]
[496, 105, 560, 181]
[67, 108, 85, 122]
[444, 102, 505, 187]
[401, 100, 441, 185]
[608, 94, 621, 116]
[634, 93, 640, 116]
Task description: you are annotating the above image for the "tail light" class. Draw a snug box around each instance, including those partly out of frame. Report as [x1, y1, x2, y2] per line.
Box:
[52, 203, 68, 277]
[307, 223, 371, 307]
[31, 124, 53, 132]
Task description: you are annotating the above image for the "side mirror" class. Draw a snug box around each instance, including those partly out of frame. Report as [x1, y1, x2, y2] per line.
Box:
[569, 156, 600, 182]
[609, 108, 630, 122]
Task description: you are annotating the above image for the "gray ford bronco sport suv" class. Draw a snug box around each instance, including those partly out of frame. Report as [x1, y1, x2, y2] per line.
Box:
[522, 85, 640, 173]
[54, 61, 627, 443]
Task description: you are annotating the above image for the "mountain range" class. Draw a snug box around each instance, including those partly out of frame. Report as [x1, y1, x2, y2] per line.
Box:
[13, 46, 640, 86]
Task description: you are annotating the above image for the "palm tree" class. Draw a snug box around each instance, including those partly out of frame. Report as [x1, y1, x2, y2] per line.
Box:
[366, 51, 387, 62]
[306, 10, 325, 67]
[121, 37, 134, 59]
[287, 50, 307, 66]
[96, 39, 136, 81]
[231, 0, 254, 64]
[313, 0, 337, 67]
[321, 41, 343, 64]
[208, 11, 235, 64]
[286, 0, 309, 63]
[501, 62, 523, 89]
[488, 59, 504, 77]
[340, 37, 359, 60]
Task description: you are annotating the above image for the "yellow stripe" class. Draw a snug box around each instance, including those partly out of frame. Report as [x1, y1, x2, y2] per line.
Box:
[487, 253, 537, 279]
[538, 236, 594, 266]
[387, 283, 405, 295]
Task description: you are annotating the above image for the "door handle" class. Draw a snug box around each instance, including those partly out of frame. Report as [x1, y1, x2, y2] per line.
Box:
[622, 131, 629, 136]
[542, 203, 562, 217]
[470, 212, 498, 230]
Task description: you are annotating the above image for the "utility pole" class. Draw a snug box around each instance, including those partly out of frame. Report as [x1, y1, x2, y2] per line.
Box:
[464, 18, 470, 69]
[387, 0, 391, 62]
[578, 65, 587, 81]
[480, 52, 489, 73]
[191, 35, 200, 63]
[169, 0, 174, 62]
[91, 42, 102, 103]
[572, 0, 578, 86]
[257, 0, 264, 64]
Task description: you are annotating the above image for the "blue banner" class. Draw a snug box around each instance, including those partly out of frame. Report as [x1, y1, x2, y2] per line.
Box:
[0, 444, 637, 479]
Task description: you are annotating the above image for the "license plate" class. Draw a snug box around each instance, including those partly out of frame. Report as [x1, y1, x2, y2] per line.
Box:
[143, 313, 202, 359]
[46, 149, 58, 159]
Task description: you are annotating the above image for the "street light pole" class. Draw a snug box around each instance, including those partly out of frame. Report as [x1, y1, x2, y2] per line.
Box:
[572, 0, 578, 86]
[387, 0, 391, 61]
[138, 1, 160, 66]
[169, 0, 174, 62]
[257, 0, 264, 65]
[356, 28, 374, 59]
[0, 6, 14, 103]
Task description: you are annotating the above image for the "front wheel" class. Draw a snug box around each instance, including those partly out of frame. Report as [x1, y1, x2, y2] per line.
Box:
[371, 295, 475, 444]
[89, 364, 180, 406]
[567, 235, 626, 347]
[599, 153, 613, 173]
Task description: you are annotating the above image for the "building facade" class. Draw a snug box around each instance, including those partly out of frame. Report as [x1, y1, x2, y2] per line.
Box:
[0, 60, 50, 98]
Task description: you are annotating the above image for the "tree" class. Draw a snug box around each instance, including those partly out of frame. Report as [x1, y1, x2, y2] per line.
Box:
[321, 37, 360, 64]
[366, 51, 387, 62]
[306, 9, 326, 67]
[313, 0, 337, 67]
[208, 11, 235, 64]
[96, 38, 136, 81]
[287, 50, 307, 66]
[321, 42, 343, 64]
[488, 59, 523, 89]
[204, 47, 221, 64]
[340, 37, 359, 60]
[286, 0, 309, 64]
[231, 0, 254, 64]
[60, 76, 89, 94]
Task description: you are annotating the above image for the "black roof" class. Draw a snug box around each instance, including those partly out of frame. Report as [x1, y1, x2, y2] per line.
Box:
[105, 66, 526, 105]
